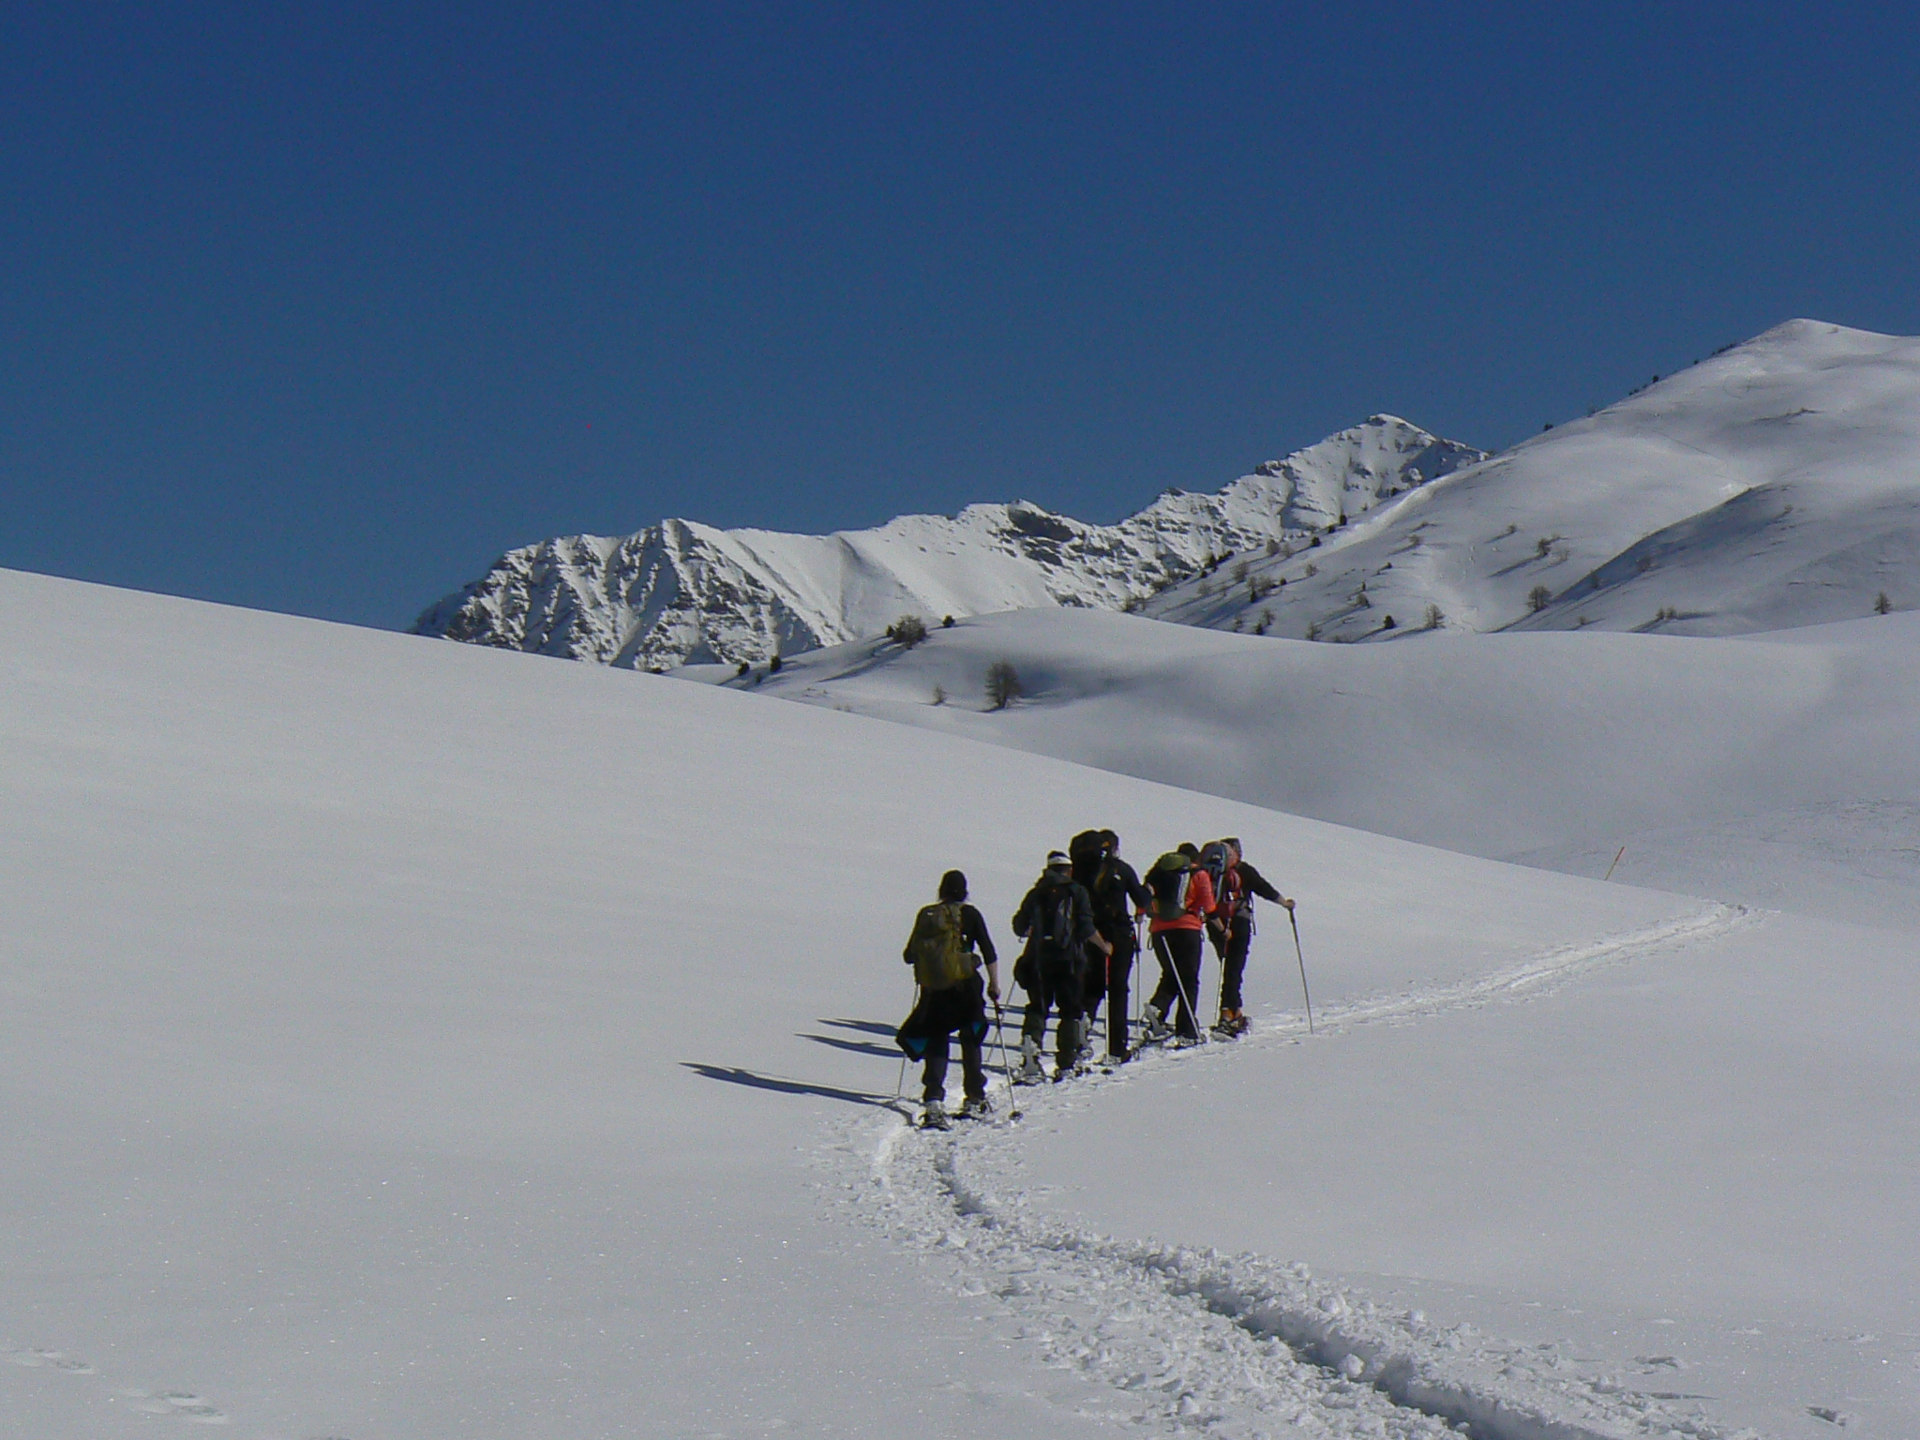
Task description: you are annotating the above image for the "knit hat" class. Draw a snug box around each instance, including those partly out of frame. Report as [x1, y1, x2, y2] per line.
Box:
[1045, 850, 1071, 871]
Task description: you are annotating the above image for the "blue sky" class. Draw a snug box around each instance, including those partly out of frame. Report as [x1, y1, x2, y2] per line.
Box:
[3, 2, 1915, 629]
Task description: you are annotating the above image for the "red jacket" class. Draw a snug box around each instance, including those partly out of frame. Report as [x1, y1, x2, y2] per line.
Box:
[1149, 866, 1215, 934]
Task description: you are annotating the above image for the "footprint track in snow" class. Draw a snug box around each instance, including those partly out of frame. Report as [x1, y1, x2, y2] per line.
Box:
[839, 902, 1769, 1440]
[5, 1343, 247, 1427]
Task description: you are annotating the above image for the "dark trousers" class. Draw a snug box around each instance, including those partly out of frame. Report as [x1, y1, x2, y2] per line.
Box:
[1020, 950, 1085, 1065]
[1211, 915, 1253, 1010]
[1083, 926, 1138, 1057]
[1149, 929, 1204, 1038]
[898, 976, 988, 1103]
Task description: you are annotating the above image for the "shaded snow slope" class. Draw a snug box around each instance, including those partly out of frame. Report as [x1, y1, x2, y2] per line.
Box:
[413, 416, 1480, 670]
[2, 565, 1749, 1440]
[1151, 320, 1920, 642]
[745, 605, 1920, 875]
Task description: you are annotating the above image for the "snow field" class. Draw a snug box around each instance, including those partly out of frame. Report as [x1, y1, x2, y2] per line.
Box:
[0, 567, 1723, 1439]
[752, 605, 1920, 865]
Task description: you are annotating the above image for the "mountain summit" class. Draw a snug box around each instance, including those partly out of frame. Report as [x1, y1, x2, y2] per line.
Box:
[412, 415, 1482, 669]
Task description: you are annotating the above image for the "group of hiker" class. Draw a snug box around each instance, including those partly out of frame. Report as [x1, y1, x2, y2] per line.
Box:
[897, 831, 1296, 1129]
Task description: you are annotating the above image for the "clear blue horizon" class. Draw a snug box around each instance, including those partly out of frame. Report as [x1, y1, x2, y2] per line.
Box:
[4, 2, 1916, 630]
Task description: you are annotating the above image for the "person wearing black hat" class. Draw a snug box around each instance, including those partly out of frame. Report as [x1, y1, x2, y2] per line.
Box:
[897, 870, 1001, 1127]
[1010, 850, 1103, 1082]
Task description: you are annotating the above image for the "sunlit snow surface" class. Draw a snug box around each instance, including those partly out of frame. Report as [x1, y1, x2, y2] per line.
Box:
[8, 568, 1920, 1437]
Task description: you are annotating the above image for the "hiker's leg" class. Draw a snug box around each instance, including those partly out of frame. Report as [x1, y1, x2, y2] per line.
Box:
[1221, 917, 1252, 1011]
[1148, 932, 1179, 1015]
[1106, 932, 1135, 1056]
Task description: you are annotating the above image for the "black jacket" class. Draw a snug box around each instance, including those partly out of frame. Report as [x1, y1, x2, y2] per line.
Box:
[1218, 859, 1284, 932]
[1011, 875, 1097, 958]
[1077, 854, 1151, 931]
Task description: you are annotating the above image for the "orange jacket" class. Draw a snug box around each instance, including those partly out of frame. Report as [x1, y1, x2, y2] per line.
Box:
[1148, 866, 1215, 935]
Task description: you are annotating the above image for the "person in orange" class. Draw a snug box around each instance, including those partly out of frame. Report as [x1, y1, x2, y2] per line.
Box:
[1140, 842, 1215, 1044]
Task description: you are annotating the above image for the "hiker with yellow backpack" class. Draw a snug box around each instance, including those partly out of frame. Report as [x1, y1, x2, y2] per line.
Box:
[896, 870, 1001, 1129]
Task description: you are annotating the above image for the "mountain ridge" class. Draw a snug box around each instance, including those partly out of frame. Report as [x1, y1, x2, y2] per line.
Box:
[412, 415, 1483, 670]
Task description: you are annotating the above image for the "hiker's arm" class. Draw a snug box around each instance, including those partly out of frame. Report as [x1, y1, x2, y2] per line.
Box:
[964, 905, 999, 967]
[1239, 861, 1285, 905]
[984, 959, 1001, 1003]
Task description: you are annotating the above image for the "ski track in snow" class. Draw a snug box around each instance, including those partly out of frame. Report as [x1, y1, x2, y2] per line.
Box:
[829, 903, 1764, 1440]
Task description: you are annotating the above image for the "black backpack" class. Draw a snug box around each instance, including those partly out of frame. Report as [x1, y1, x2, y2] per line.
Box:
[1034, 883, 1077, 949]
[1146, 852, 1192, 922]
[1068, 829, 1106, 887]
[1087, 856, 1130, 924]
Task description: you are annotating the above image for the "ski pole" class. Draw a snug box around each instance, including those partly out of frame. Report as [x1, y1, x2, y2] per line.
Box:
[991, 1006, 1023, 1121]
[1288, 907, 1314, 1035]
[1160, 931, 1206, 1044]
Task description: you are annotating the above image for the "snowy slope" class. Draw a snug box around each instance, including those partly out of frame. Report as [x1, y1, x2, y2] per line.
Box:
[412, 417, 1481, 670]
[1152, 320, 1920, 642]
[11, 566, 1920, 1437]
[745, 604, 1920, 876]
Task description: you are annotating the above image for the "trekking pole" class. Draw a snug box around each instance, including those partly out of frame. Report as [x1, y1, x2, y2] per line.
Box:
[991, 1005, 1024, 1122]
[1602, 844, 1626, 882]
[1162, 933, 1207, 1045]
[1288, 907, 1315, 1035]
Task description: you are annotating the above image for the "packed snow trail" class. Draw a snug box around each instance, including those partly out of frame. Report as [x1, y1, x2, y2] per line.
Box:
[837, 904, 1763, 1440]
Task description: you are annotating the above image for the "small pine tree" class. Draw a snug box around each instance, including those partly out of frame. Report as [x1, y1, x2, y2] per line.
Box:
[1381, 614, 1396, 629]
[1424, 602, 1444, 631]
[1305, 621, 1321, 642]
[1528, 584, 1552, 613]
[768, 652, 783, 673]
[889, 614, 928, 648]
[942, 614, 955, 628]
[1232, 560, 1250, 583]
[985, 660, 1022, 711]
[931, 684, 947, 706]
[1876, 591, 1892, 615]
[735, 660, 750, 677]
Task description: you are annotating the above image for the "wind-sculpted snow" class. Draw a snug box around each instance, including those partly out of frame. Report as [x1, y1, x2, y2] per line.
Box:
[413, 416, 1480, 669]
[845, 904, 1760, 1440]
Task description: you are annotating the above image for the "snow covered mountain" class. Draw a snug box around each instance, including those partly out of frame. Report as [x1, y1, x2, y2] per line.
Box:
[412, 416, 1481, 670]
[1155, 320, 1920, 641]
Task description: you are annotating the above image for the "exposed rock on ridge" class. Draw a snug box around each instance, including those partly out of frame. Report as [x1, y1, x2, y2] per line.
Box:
[413, 416, 1483, 670]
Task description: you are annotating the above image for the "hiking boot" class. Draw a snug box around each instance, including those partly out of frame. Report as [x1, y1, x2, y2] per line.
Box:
[957, 1093, 993, 1119]
[920, 1101, 951, 1130]
[1213, 1007, 1250, 1038]
[1140, 1005, 1171, 1042]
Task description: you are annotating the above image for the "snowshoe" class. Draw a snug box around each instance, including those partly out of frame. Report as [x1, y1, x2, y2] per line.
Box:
[957, 1094, 993, 1120]
[1013, 1036, 1046, 1085]
[1139, 1005, 1172, 1043]
[1212, 1007, 1250, 1040]
[920, 1101, 952, 1130]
